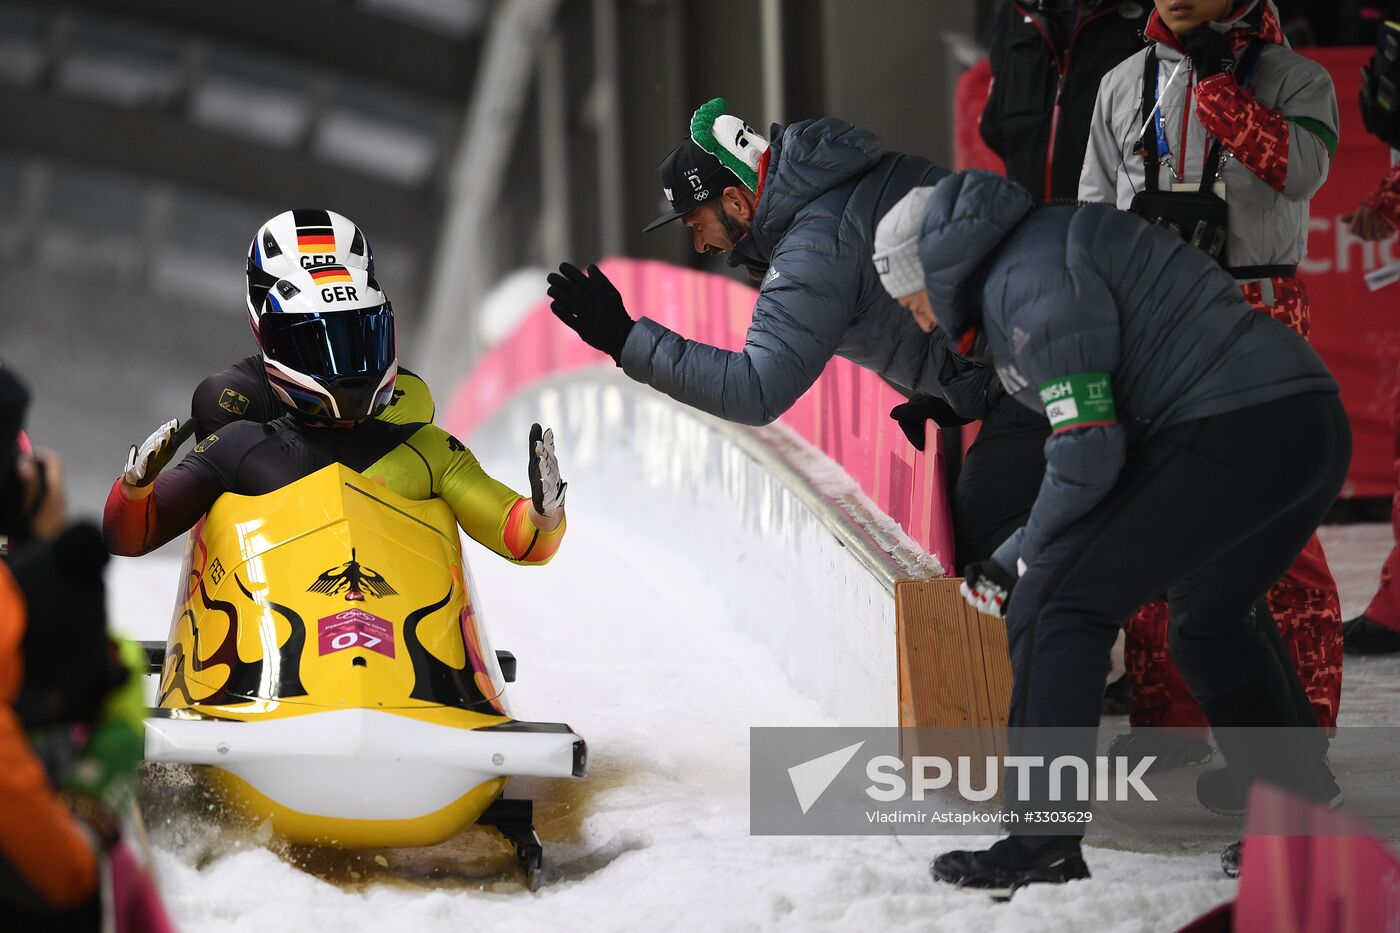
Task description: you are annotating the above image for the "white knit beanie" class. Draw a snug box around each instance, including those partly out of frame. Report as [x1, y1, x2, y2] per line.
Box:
[873, 186, 938, 299]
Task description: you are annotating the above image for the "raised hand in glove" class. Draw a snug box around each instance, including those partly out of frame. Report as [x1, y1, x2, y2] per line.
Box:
[122, 418, 193, 488]
[960, 559, 1019, 620]
[890, 394, 971, 451]
[546, 263, 635, 364]
[528, 423, 566, 520]
[1183, 26, 1235, 80]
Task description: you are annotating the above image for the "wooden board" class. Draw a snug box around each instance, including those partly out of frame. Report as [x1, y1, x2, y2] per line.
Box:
[895, 578, 1013, 731]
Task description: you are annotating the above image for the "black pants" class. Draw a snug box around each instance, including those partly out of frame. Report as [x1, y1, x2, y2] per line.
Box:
[953, 396, 1049, 574]
[1006, 392, 1351, 815]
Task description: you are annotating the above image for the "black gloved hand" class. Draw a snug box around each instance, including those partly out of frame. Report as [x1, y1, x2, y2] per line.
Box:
[1182, 26, 1235, 80]
[960, 559, 1018, 620]
[546, 263, 635, 365]
[889, 394, 971, 451]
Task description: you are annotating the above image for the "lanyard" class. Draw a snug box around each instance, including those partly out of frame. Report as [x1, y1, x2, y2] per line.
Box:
[1153, 61, 1192, 181]
[1142, 41, 1265, 191]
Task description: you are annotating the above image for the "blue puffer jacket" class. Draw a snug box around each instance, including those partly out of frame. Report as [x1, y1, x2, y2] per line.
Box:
[620, 118, 986, 426]
[916, 170, 1339, 571]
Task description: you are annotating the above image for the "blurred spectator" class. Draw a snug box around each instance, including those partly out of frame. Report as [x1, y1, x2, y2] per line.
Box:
[0, 365, 147, 932]
[1079, 0, 1343, 763]
[981, 0, 1150, 202]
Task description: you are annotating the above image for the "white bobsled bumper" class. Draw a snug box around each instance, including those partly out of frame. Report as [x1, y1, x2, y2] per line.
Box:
[144, 709, 585, 820]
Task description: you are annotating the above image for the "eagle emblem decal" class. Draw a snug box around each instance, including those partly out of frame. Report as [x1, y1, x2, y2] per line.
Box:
[308, 549, 398, 601]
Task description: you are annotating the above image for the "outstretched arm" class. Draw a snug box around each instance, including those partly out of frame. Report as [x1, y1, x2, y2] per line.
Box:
[549, 255, 856, 427]
[417, 425, 565, 565]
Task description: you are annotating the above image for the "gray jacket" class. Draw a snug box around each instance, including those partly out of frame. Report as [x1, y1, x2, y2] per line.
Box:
[620, 118, 977, 426]
[918, 171, 1338, 570]
[1079, 0, 1336, 277]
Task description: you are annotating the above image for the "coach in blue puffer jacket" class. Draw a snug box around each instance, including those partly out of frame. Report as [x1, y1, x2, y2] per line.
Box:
[547, 100, 1050, 571]
[878, 169, 1348, 891]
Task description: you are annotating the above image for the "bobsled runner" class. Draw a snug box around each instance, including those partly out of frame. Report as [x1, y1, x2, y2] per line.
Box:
[141, 463, 585, 885]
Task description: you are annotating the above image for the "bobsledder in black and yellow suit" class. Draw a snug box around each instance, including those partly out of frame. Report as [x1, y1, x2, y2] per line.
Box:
[102, 414, 564, 565]
[106, 259, 565, 564]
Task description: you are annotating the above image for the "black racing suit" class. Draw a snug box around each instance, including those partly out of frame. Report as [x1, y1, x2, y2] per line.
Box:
[190, 355, 435, 440]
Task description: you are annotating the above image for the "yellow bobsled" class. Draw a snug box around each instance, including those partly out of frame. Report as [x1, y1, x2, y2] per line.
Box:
[142, 463, 584, 878]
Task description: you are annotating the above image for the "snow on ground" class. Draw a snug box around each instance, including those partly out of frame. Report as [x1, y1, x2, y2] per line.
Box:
[108, 519, 1396, 933]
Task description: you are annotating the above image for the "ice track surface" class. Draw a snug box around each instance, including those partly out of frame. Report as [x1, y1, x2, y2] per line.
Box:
[108, 514, 1395, 932]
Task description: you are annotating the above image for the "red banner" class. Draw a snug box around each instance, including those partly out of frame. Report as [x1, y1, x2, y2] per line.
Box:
[954, 47, 1399, 498]
[1300, 47, 1399, 498]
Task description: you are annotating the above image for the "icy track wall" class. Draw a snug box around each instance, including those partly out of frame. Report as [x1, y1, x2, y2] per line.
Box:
[464, 373, 937, 726]
[442, 260, 950, 725]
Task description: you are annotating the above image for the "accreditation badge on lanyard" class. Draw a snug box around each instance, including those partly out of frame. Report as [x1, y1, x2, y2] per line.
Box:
[1154, 62, 1226, 197]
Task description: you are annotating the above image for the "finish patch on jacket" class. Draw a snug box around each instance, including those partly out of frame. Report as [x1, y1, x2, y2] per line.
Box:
[1038, 373, 1117, 432]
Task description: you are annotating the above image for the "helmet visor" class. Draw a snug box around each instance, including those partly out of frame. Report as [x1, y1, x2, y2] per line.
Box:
[259, 306, 395, 382]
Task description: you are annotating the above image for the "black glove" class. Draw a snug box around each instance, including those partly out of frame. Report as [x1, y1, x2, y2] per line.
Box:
[546, 263, 635, 365]
[960, 559, 1018, 620]
[1182, 26, 1235, 80]
[889, 394, 971, 451]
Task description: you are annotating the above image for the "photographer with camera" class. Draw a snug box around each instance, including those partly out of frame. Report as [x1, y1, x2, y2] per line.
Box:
[1077, 0, 1344, 764]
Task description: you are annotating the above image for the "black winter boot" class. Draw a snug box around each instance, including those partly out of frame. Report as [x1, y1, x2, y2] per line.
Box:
[930, 835, 1089, 897]
[1196, 761, 1342, 817]
[1102, 674, 1131, 717]
[1107, 729, 1214, 774]
[1342, 614, 1400, 656]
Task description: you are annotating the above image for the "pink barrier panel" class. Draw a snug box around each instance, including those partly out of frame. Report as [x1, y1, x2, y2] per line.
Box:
[443, 258, 955, 571]
[1229, 784, 1400, 933]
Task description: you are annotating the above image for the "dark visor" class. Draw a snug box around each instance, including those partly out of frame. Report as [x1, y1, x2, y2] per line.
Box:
[260, 306, 395, 382]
